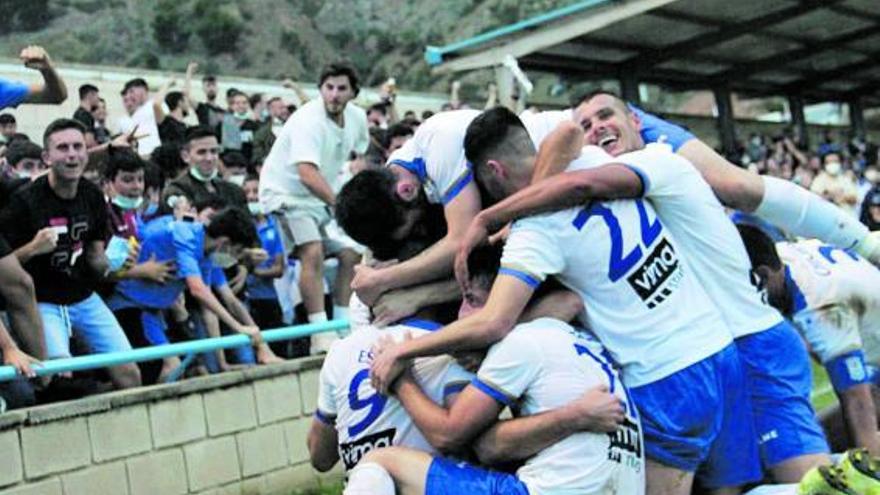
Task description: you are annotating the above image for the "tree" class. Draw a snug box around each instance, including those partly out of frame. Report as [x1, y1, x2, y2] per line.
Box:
[193, 0, 244, 55]
[153, 0, 192, 53]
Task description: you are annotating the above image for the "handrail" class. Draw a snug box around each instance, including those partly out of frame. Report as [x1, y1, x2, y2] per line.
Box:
[0, 319, 349, 382]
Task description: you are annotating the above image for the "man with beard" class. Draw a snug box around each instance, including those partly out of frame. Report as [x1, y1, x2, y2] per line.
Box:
[259, 63, 368, 354]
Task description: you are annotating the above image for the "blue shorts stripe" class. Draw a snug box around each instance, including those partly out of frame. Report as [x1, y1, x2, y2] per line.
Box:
[498, 267, 540, 288]
[442, 170, 473, 205]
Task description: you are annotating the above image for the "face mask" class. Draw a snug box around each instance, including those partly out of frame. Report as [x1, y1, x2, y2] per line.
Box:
[227, 174, 246, 186]
[112, 195, 144, 210]
[824, 162, 842, 176]
[248, 202, 264, 216]
[234, 111, 250, 120]
[210, 251, 238, 269]
[190, 166, 218, 183]
[144, 202, 159, 216]
[16, 171, 31, 179]
[260, 109, 270, 121]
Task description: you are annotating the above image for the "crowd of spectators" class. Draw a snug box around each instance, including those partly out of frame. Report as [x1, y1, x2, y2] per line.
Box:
[0, 44, 876, 413]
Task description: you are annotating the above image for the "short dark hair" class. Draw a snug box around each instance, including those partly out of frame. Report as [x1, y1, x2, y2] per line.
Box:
[150, 142, 187, 182]
[336, 169, 407, 259]
[0, 114, 16, 125]
[143, 160, 163, 192]
[193, 196, 227, 213]
[467, 243, 503, 284]
[226, 88, 243, 99]
[248, 93, 263, 109]
[121, 78, 148, 95]
[183, 126, 217, 146]
[736, 224, 783, 271]
[79, 84, 99, 100]
[421, 110, 434, 121]
[572, 89, 626, 109]
[388, 122, 414, 140]
[205, 207, 259, 247]
[5, 140, 42, 167]
[43, 118, 86, 148]
[202, 75, 217, 84]
[463, 106, 529, 170]
[165, 91, 186, 111]
[266, 96, 282, 106]
[318, 63, 360, 96]
[368, 103, 387, 116]
[220, 150, 247, 170]
[105, 147, 146, 181]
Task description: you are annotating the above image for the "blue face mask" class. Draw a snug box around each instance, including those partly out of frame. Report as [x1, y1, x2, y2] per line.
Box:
[144, 202, 159, 216]
[112, 195, 144, 210]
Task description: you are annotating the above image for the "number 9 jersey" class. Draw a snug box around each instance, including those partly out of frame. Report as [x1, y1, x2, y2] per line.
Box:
[315, 320, 473, 471]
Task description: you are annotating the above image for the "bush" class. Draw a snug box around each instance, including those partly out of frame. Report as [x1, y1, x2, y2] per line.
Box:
[153, 0, 192, 53]
[8, 0, 54, 32]
[193, 0, 244, 55]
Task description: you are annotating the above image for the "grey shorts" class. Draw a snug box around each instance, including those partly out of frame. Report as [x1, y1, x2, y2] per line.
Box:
[275, 206, 348, 255]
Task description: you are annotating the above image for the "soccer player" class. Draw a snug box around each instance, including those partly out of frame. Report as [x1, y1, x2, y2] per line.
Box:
[738, 225, 880, 456]
[456, 99, 832, 482]
[370, 110, 758, 495]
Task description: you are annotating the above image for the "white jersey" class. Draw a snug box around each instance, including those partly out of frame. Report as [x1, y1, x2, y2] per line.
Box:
[474, 318, 644, 495]
[260, 99, 369, 212]
[777, 240, 880, 364]
[519, 109, 573, 148]
[316, 319, 472, 470]
[386, 109, 480, 205]
[574, 143, 783, 338]
[501, 180, 730, 386]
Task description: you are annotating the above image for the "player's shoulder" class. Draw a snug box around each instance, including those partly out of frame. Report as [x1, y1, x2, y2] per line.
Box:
[504, 317, 575, 348]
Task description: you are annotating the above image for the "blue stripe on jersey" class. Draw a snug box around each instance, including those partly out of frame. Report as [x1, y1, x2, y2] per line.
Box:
[826, 350, 871, 393]
[443, 381, 469, 398]
[400, 318, 443, 332]
[784, 265, 808, 314]
[315, 409, 336, 425]
[471, 377, 514, 406]
[389, 157, 428, 182]
[622, 164, 651, 197]
[442, 169, 474, 205]
[498, 267, 541, 288]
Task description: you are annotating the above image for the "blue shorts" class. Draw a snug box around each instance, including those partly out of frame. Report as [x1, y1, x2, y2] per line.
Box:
[630, 106, 696, 152]
[630, 343, 762, 489]
[425, 457, 529, 495]
[141, 309, 169, 346]
[40, 292, 133, 359]
[736, 321, 830, 467]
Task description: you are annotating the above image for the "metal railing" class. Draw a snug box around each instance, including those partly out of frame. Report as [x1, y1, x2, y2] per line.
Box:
[0, 319, 349, 382]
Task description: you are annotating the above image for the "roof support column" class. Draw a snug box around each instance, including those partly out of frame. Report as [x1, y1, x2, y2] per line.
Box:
[788, 94, 809, 150]
[849, 96, 866, 139]
[713, 86, 737, 157]
[495, 65, 524, 113]
[619, 71, 641, 105]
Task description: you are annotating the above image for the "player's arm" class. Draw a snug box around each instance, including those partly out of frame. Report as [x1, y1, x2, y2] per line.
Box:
[531, 120, 584, 183]
[823, 348, 880, 455]
[370, 274, 533, 394]
[20, 46, 67, 105]
[394, 372, 502, 453]
[838, 384, 880, 455]
[520, 286, 583, 323]
[307, 418, 340, 472]
[186, 276, 253, 335]
[252, 253, 284, 278]
[297, 162, 336, 206]
[372, 278, 462, 327]
[473, 384, 623, 464]
[353, 181, 481, 305]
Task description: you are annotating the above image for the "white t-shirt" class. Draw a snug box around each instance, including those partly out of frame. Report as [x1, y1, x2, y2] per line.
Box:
[260, 99, 369, 211]
[118, 101, 161, 156]
[501, 181, 730, 386]
[575, 143, 783, 339]
[519, 109, 573, 148]
[316, 320, 472, 470]
[777, 240, 880, 364]
[474, 318, 644, 495]
[386, 109, 480, 205]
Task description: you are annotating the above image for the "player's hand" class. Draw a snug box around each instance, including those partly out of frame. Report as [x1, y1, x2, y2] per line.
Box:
[140, 255, 176, 284]
[372, 289, 421, 327]
[19, 46, 52, 71]
[243, 247, 269, 266]
[856, 231, 880, 267]
[3, 347, 40, 378]
[351, 264, 389, 307]
[370, 340, 406, 395]
[29, 227, 59, 256]
[454, 215, 491, 292]
[562, 384, 625, 433]
[237, 324, 263, 346]
[186, 61, 198, 75]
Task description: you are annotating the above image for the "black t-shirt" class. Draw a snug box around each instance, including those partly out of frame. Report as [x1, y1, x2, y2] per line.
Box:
[158, 117, 187, 145]
[0, 176, 29, 212]
[72, 107, 96, 133]
[196, 102, 225, 136]
[0, 176, 109, 304]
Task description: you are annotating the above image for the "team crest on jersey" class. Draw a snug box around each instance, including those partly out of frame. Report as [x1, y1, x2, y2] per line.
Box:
[339, 427, 396, 470]
[626, 238, 683, 309]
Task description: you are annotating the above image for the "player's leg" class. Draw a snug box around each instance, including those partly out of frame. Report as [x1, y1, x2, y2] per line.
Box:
[332, 247, 361, 319]
[736, 321, 831, 483]
[348, 447, 432, 495]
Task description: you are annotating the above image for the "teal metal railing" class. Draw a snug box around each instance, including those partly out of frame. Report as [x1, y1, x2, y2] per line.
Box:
[0, 319, 349, 382]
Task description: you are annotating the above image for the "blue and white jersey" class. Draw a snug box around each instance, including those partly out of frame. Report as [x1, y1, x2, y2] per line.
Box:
[501, 177, 730, 386]
[778, 240, 880, 367]
[387, 109, 480, 205]
[473, 318, 644, 495]
[576, 143, 783, 339]
[315, 319, 472, 471]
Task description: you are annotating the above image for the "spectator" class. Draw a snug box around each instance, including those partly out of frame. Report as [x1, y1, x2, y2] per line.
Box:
[220, 150, 248, 186]
[117, 78, 161, 156]
[249, 92, 267, 123]
[252, 96, 290, 165]
[862, 186, 880, 232]
[73, 84, 99, 147]
[183, 63, 225, 133]
[0, 119, 140, 389]
[259, 62, 368, 354]
[0, 45, 67, 110]
[811, 152, 859, 214]
[220, 90, 259, 163]
[818, 129, 842, 157]
[4, 140, 44, 181]
[153, 81, 189, 145]
[150, 142, 187, 183]
[0, 114, 17, 144]
[386, 122, 414, 155]
[367, 102, 389, 129]
[91, 97, 111, 144]
[162, 126, 248, 212]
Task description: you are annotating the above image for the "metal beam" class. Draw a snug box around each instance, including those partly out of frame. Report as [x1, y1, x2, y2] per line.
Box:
[625, 0, 837, 70]
[431, 0, 677, 74]
[713, 86, 737, 156]
[783, 53, 880, 92]
[788, 95, 809, 149]
[849, 96, 866, 138]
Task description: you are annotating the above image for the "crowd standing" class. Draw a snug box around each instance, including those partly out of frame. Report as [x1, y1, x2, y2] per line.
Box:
[1, 44, 880, 495]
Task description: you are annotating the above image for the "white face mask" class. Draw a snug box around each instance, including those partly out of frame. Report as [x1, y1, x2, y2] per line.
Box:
[247, 202, 264, 216]
[824, 161, 842, 176]
[190, 166, 218, 183]
[227, 174, 246, 187]
[112, 195, 144, 210]
[210, 251, 238, 269]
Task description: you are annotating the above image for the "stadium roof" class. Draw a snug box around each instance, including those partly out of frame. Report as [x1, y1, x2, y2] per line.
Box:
[425, 0, 880, 107]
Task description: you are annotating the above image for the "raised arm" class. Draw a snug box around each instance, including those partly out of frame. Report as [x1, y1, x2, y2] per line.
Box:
[153, 79, 176, 125]
[183, 62, 197, 109]
[20, 46, 67, 105]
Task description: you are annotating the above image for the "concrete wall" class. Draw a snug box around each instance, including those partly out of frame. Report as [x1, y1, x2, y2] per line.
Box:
[0, 357, 341, 495]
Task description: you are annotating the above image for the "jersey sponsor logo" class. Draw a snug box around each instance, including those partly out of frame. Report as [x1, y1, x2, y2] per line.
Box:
[608, 416, 642, 467]
[847, 357, 867, 382]
[339, 427, 396, 470]
[626, 237, 682, 309]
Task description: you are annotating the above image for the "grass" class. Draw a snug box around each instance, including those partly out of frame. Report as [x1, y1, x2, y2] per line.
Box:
[289, 481, 344, 495]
